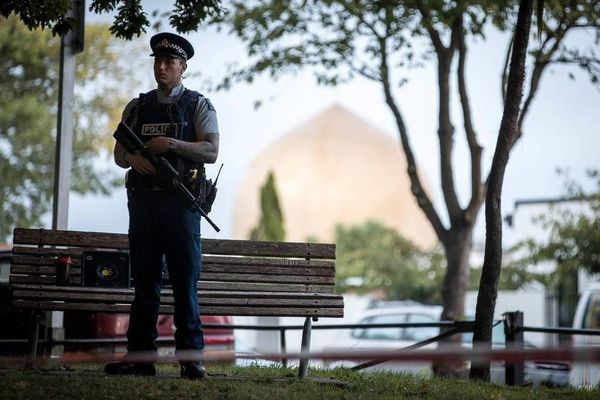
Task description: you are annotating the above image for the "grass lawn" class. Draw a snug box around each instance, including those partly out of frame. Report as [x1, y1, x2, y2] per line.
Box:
[1, 362, 599, 400]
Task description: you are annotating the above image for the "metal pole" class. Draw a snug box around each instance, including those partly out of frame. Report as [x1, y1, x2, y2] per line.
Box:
[25, 311, 42, 368]
[51, 0, 85, 357]
[298, 317, 312, 378]
[279, 328, 287, 368]
[53, 1, 84, 229]
[504, 311, 524, 386]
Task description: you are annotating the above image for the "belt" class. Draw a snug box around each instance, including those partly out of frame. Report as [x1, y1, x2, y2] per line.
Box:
[126, 170, 167, 191]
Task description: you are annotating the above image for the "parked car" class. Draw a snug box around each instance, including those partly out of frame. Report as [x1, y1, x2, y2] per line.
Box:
[0, 250, 32, 351]
[63, 312, 235, 354]
[461, 320, 569, 387]
[570, 283, 600, 388]
[324, 303, 569, 386]
[323, 304, 442, 375]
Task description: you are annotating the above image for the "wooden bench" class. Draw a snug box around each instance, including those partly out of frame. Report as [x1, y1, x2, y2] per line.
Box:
[9, 228, 343, 377]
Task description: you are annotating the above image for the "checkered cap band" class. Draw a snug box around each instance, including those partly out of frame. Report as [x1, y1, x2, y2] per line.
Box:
[156, 38, 188, 60]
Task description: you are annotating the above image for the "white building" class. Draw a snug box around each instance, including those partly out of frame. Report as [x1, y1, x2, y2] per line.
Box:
[482, 197, 598, 347]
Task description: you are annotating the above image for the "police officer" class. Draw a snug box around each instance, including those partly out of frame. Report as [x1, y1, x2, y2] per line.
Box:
[105, 32, 219, 379]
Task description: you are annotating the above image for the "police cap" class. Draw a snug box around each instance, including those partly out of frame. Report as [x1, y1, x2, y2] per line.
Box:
[150, 32, 194, 61]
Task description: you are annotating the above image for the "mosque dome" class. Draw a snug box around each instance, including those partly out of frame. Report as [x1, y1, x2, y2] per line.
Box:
[232, 104, 437, 249]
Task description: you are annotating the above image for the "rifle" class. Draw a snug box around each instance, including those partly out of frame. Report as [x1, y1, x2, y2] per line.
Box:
[113, 121, 220, 232]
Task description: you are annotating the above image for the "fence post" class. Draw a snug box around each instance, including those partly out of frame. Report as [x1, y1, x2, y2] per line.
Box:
[504, 311, 524, 386]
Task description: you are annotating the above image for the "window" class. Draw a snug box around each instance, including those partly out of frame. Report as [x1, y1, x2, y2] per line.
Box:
[403, 313, 438, 341]
[352, 313, 407, 341]
[583, 293, 600, 330]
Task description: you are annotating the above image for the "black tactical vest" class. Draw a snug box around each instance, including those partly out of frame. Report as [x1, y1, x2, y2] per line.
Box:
[126, 88, 202, 190]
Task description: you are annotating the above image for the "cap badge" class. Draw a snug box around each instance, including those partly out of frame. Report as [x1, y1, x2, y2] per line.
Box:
[159, 39, 170, 48]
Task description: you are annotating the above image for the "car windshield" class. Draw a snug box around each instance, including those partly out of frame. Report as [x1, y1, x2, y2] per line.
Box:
[459, 312, 508, 345]
[583, 292, 600, 329]
[351, 312, 439, 342]
[404, 313, 439, 341]
[352, 313, 406, 340]
[461, 322, 507, 345]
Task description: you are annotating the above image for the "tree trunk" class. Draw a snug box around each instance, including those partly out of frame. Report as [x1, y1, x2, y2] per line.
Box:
[557, 264, 579, 344]
[433, 226, 473, 377]
[469, 0, 534, 381]
[441, 228, 473, 321]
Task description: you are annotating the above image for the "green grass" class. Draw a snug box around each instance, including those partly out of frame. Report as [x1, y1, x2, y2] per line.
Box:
[0, 363, 598, 400]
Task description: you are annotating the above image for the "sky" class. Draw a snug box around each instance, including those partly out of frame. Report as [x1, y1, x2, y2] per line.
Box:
[61, 1, 600, 247]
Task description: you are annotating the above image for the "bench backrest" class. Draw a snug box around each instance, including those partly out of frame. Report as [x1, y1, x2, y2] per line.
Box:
[10, 228, 343, 317]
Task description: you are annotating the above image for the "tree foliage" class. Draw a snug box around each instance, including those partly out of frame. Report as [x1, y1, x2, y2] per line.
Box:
[480, 171, 600, 303]
[518, 170, 600, 276]
[335, 220, 446, 304]
[469, 261, 543, 290]
[0, 16, 144, 241]
[520, 170, 600, 328]
[249, 171, 285, 242]
[0, 0, 223, 39]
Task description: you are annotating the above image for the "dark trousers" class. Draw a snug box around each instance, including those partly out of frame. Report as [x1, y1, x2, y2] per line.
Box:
[126, 189, 204, 358]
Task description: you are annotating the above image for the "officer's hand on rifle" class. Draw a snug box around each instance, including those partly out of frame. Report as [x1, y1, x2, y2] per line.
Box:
[126, 151, 156, 175]
[146, 137, 171, 154]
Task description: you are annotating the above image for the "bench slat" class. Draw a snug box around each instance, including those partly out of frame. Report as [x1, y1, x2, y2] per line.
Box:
[203, 239, 335, 259]
[13, 228, 335, 259]
[13, 229, 129, 249]
[11, 289, 343, 307]
[9, 276, 335, 293]
[10, 275, 81, 285]
[11, 254, 83, 267]
[11, 300, 344, 317]
[11, 284, 343, 299]
[200, 272, 334, 284]
[11, 266, 82, 275]
[11, 250, 335, 270]
[203, 256, 334, 268]
[203, 264, 334, 276]
[9, 270, 335, 285]
[12, 246, 112, 258]
[11, 263, 335, 278]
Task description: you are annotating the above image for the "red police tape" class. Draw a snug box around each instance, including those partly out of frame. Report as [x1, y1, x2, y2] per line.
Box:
[1, 345, 599, 367]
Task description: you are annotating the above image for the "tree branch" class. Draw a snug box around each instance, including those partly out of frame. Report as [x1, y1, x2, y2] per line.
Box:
[341, 1, 385, 40]
[501, 14, 553, 107]
[501, 34, 513, 104]
[569, 23, 600, 29]
[437, 16, 462, 223]
[328, 6, 385, 82]
[347, 62, 381, 82]
[456, 14, 485, 224]
[551, 57, 600, 66]
[416, 0, 447, 56]
[378, 36, 448, 240]
[517, 24, 568, 136]
[416, 1, 463, 222]
[516, 60, 546, 136]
